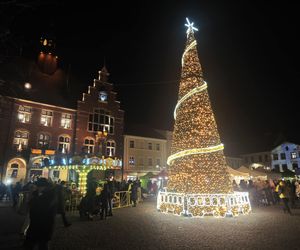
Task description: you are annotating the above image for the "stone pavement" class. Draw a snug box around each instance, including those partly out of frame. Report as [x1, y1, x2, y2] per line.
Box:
[1, 198, 300, 250]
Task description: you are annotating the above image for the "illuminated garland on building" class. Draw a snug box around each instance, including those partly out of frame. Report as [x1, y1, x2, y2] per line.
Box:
[157, 18, 251, 217]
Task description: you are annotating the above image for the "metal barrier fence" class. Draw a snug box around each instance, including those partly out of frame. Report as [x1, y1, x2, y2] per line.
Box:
[17, 190, 134, 215]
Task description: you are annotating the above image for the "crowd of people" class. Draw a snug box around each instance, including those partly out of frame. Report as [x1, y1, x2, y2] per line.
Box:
[232, 178, 300, 215]
[0, 176, 156, 249]
[4, 176, 299, 249]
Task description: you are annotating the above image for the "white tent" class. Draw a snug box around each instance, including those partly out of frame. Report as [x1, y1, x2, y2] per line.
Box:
[226, 166, 250, 184]
[237, 166, 267, 180]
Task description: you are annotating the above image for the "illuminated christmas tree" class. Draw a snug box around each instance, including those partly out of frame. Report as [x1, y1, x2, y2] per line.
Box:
[157, 19, 251, 217]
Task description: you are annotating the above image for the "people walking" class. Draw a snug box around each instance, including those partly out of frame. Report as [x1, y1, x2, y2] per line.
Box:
[278, 180, 292, 215]
[55, 181, 71, 227]
[100, 183, 109, 220]
[107, 177, 115, 216]
[130, 181, 138, 207]
[24, 178, 57, 250]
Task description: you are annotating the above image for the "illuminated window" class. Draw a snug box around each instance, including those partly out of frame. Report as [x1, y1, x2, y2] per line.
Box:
[83, 138, 94, 154]
[106, 140, 116, 156]
[37, 133, 50, 148]
[13, 130, 29, 149]
[129, 141, 134, 148]
[156, 144, 160, 151]
[88, 109, 114, 134]
[58, 135, 70, 153]
[129, 156, 135, 165]
[148, 143, 152, 150]
[61, 113, 72, 129]
[291, 152, 297, 159]
[17, 106, 31, 123]
[41, 110, 53, 126]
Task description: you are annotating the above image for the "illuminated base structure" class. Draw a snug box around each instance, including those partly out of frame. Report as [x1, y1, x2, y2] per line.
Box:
[157, 191, 251, 218]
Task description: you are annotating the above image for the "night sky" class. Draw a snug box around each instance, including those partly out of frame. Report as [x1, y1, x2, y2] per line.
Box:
[1, 1, 300, 156]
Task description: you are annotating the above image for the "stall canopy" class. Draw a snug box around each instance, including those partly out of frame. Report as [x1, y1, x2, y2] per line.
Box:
[254, 167, 282, 180]
[226, 166, 249, 178]
[237, 166, 267, 179]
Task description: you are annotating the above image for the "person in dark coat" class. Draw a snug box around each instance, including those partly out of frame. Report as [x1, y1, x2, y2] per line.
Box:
[100, 183, 110, 219]
[130, 181, 138, 207]
[107, 178, 115, 216]
[55, 181, 71, 227]
[24, 178, 57, 250]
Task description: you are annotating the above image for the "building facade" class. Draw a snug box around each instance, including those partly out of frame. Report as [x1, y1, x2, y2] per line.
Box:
[0, 67, 124, 184]
[123, 126, 171, 180]
[225, 156, 243, 169]
[240, 151, 272, 170]
[271, 142, 300, 172]
[240, 142, 300, 172]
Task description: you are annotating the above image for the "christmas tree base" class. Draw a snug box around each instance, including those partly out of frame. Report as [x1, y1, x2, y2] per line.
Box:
[157, 190, 251, 218]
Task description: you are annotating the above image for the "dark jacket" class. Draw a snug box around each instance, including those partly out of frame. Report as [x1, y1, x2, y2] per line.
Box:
[26, 187, 57, 241]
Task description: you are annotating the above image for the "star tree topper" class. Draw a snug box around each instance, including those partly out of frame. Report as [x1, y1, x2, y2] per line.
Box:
[185, 17, 198, 34]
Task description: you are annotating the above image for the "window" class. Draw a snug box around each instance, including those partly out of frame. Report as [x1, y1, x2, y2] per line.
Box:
[274, 164, 280, 171]
[148, 143, 152, 150]
[148, 158, 153, 166]
[17, 106, 31, 123]
[282, 164, 288, 171]
[10, 163, 18, 178]
[129, 156, 135, 165]
[250, 156, 254, 163]
[129, 141, 134, 148]
[83, 138, 94, 154]
[58, 135, 70, 153]
[264, 154, 269, 162]
[13, 130, 29, 149]
[37, 133, 50, 148]
[273, 154, 278, 160]
[11, 169, 18, 178]
[61, 113, 72, 129]
[280, 153, 286, 160]
[41, 110, 53, 126]
[285, 146, 289, 151]
[259, 155, 262, 162]
[156, 158, 160, 166]
[88, 109, 114, 134]
[291, 152, 297, 159]
[156, 144, 160, 151]
[106, 140, 116, 157]
[139, 158, 144, 165]
[292, 163, 298, 169]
